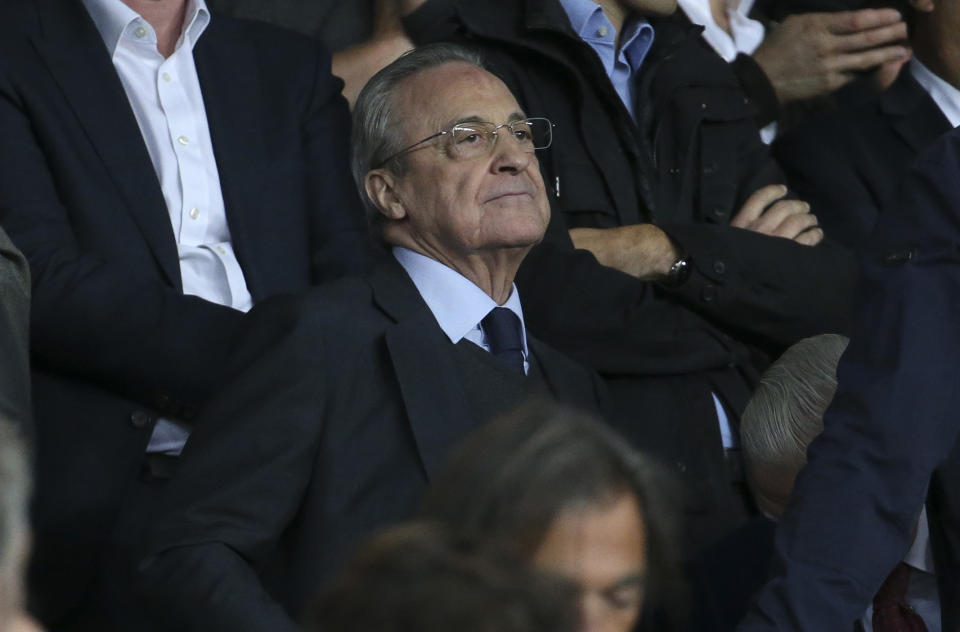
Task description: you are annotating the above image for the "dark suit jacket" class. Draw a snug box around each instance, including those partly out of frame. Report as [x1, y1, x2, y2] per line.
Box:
[139, 260, 605, 632]
[740, 129, 960, 632]
[0, 0, 372, 622]
[774, 69, 953, 250]
[0, 225, 30, 433]
[404, 0, 857, 554]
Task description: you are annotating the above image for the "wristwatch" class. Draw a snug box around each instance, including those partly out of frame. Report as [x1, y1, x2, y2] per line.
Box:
[665, 256, 691, 287]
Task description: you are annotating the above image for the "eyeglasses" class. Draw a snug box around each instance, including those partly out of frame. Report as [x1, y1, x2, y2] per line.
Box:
[375, 117, 553, 168]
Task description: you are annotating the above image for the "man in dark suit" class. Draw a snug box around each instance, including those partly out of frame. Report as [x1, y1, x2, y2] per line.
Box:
[0, 227, 30, 435]
[739, 128, 960, 631]
[139, 43, 605, 631]
[401, 0, 858, 556]
[0, 0, 371, 628]
[773, 0, 956, 250]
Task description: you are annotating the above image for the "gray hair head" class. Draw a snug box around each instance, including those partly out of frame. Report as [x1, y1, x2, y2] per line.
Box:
[0, 417, 29, 588]
[741, 334, 850, 474]
[351, 43, 486, 236]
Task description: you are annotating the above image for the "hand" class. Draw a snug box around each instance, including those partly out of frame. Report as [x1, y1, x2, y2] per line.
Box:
[753, 9, 910, 105]
[569, 224, 680, 280]
[731, 185, 823, 246]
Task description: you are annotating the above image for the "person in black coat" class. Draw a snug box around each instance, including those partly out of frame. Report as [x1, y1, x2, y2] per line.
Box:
[773, 0, 956, 250]
[401, 0, 857, 555]
[139, 44, 606, 632]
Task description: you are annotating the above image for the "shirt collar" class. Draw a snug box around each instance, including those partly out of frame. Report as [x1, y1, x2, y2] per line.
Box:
[81, 0, 211, 57]
[392, 247, 528, 354]
[910, 57, 960, 128]
[559, 0, 654, 75]
[903, 506, 936, 575]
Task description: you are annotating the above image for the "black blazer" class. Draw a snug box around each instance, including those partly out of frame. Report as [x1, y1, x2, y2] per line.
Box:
[741, 129, 960, 632]
[140, 260, 605, 632]
[0, 226, 31, 433]
[774, 69, 953, 250]
[0, 0, 371, 621]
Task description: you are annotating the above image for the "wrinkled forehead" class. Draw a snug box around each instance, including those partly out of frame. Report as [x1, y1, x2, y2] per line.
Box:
[394, 62, 528, 141]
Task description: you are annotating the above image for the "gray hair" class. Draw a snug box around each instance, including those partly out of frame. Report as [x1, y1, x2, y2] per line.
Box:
[0, 417, 29, 586]
[351, 43, 486, 234]
[741, 334, 850, 473]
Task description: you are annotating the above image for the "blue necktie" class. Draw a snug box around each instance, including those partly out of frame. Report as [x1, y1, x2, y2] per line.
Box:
[481, 307, 525, 375]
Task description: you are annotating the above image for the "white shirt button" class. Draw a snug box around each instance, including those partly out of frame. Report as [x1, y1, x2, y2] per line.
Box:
[134, 26, 147, 38]
[596, 25, 609, 38]
[189, 207, 200, 220]
[177, 135, 190, 146]
[162, 72, 172, 83]
[216, 246, 226, 255]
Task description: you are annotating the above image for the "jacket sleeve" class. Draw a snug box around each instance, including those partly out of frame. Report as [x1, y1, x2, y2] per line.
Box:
[139, 300, 325, 632]
[0, 225, 31, 431]
[739, 127, 960, 631]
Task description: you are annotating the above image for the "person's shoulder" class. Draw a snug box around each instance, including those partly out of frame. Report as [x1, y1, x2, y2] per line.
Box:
[205, 12, 331, 64]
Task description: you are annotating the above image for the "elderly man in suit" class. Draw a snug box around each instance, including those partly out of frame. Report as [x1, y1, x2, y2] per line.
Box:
[740, 127, 960, 631]
[0, 227, 30, 435]
[0, 0, 371, 628]
[774, 0, 958, 250]
[139, 43, 605, 632]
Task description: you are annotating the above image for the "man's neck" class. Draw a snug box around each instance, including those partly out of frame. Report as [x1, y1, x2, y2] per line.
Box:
[121, 0, 187, 57]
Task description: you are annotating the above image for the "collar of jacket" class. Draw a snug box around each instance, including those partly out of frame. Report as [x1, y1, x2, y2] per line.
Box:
[453, 0, 703, 69]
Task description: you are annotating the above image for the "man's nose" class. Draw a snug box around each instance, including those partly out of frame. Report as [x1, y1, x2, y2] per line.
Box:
[490, 137, 533, 173]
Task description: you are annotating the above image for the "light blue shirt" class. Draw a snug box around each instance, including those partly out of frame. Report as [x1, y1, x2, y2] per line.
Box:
[559, 0, 655, 120]
[393, 247, 530, 374]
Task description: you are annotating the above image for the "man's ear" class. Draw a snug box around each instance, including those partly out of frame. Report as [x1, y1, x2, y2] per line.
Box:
[908, 0, 934, 13]
[365, 170, 407, 221]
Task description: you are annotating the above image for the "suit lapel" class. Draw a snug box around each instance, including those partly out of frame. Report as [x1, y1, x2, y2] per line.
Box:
[883, 72, 953, 156]
[529, 337, 596, 411]
[193, 21, 265, 297]
[371, 261, 478, 479]
[30, 0, 181, 288]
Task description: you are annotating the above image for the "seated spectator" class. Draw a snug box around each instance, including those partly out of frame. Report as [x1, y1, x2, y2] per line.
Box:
[401, 0, 858, 557]
[0, 226, 30, 435]
[773, 0, 957, 249]
[420, 401, 679, 632]
[0, 0, 371, 628]
[139, 43, 605, 632]
[676, 0, 909, 141]
[307, 522, 580, 632]
[0, 418, 43, 632]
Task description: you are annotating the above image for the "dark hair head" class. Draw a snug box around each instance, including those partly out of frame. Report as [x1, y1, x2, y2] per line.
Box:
[307, 521, 579, 632]
[418, 401, 678, 612]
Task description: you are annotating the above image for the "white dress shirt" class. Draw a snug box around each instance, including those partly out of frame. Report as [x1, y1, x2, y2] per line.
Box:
[393, 247, 530, 375]
[678, 0, 777, 144]
[911, 58, 960, 128]
[82, 0, 253, 454]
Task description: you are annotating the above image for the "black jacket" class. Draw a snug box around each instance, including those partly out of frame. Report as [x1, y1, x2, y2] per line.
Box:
[774, 69, 953, 250]
[140, 260, 605, 632]
[405, 0, 857, 553]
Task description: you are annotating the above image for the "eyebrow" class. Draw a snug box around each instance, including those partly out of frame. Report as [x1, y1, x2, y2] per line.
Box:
[445, 112, 529, 128]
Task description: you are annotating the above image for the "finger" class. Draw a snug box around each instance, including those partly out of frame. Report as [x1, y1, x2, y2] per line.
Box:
[768, 210, 819, 240]
[824, 8, 904, 36]
[833, 21, 908, 54]
[793, 226, 825, 246]
[748, 200, 810, 235]
[828, 44, 911, 74]
[730, 184, 788, 228]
